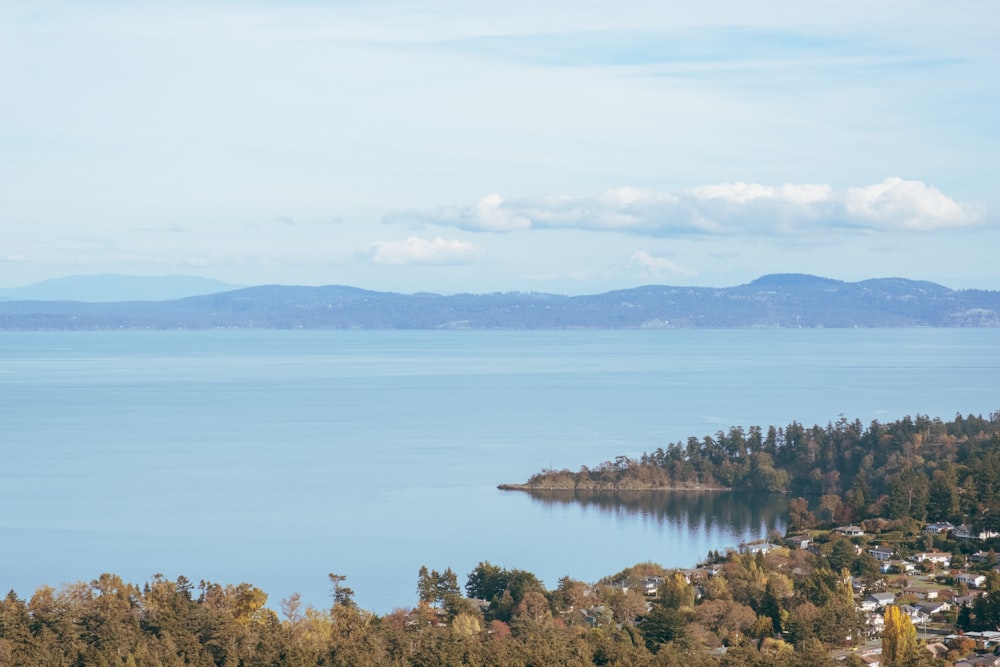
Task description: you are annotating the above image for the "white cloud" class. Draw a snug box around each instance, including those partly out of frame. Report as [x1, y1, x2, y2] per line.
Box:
[389, 178, 984, 237]
[691, 182, 832, 205]
[630, 251, 698, 278]
[359, 236, 479, 266]
[841, 177, 983, 231]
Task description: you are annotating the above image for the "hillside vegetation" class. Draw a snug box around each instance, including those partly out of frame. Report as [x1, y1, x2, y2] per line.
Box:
[517, 412, 1000, 528]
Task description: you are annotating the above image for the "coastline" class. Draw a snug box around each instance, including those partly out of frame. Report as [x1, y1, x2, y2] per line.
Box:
[497, 482, 733, 492]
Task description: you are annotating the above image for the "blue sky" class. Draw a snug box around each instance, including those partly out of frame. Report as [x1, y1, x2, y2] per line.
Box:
[2, 0, 998, 293]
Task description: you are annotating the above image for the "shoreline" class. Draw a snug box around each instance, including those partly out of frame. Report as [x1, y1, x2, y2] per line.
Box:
[497, 483, 733, 492]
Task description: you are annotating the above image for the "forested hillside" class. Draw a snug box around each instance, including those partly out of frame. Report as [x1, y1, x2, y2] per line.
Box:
[520, 412, 1000, 527]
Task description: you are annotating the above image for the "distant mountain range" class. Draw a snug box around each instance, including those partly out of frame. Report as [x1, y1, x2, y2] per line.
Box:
[0, 273, 998, 329]
[0, 274, 240, 303]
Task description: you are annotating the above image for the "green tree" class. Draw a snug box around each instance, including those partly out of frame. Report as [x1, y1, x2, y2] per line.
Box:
[927, 474, 959, 522]
[887, 471, 929, 521]
[640, 605, 687, 652]
[417, 566, 436, 605]
[827, 538, 856, 574]
[465, 561, 506, 601]
[329, 572, 356, 609]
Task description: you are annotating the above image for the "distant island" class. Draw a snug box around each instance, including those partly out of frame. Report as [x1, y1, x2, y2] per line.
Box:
[1, 273, 998, 330]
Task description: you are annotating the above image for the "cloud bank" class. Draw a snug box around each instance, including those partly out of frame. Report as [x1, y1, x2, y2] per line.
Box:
[387, 178, 984, 237]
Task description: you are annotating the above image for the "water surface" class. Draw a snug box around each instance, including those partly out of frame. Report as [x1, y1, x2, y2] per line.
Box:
[1, 329, 996, 612]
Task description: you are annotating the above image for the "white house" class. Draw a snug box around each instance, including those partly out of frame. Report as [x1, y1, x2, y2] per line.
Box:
[955, 572, 988, 588]
[744, 542, 780, 555]
[917, 601, 951, 617]
[641, 576, 664, 596]
[955, 525, 1000, 541]
[869, 546, 895, 562]
[923, 521, 956, 535]
[897, 604, 930, 625]
[911, 551, 952, 568]
[864, 592, 896, 609]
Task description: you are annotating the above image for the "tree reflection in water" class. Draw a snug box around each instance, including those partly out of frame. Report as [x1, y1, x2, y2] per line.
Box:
[521, 489, 788, 542]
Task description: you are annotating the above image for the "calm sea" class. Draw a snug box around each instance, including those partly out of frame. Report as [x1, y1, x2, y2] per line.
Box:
[1, 329, 997, 613]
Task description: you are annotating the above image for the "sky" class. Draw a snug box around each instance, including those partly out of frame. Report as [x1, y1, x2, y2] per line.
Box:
[2, 0, 998, 295]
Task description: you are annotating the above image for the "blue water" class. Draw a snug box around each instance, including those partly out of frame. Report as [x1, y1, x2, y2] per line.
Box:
[1, 329, 997, 613]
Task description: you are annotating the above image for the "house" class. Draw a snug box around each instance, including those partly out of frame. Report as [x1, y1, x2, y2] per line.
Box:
[744, 542, 780, 555]
[923, 521, 956, 535]
[955, 572, 988, 588]
[954, 593, 983, 607]
[962, 630, 1000, 650]
[864, 592, 896, 609]
[869, 545, 895, 562]
[864, 611, 885, 637]
[699, 564, 723, 577]
[784, 535, 812, 550]
[897, 604, 930, 625]
[837, 525, 866, 538]
[609, 579, 630, 593]
[911, 551, 951, 568]
[903, 586, 938, 600]
[641, 576, 664, 596]
[955, 525, 1000, 541]
[917, 601, 951, 617]
[859, 597, 879, 612]
[970, 551, 999, 565]
[877, 559, 914, 575]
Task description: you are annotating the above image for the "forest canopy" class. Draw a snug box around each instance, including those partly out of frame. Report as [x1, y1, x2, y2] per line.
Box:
[517, 411, 1000, 526]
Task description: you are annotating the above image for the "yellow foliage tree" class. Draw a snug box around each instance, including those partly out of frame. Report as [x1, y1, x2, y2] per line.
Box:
[451, 612, 482, 638]
[882, 605, 917, 666]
